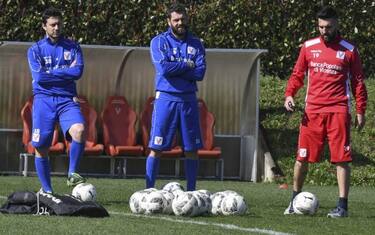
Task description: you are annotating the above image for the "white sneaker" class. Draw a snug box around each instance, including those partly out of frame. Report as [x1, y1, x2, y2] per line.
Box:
[284, 202, 303, 215]
[37, 188, 53, 195]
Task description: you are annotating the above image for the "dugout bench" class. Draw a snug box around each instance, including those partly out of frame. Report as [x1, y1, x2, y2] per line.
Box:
[18, 153, 224, 180]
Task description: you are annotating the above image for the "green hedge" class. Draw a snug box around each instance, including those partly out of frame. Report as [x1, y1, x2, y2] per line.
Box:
[0, 1, 373, 78]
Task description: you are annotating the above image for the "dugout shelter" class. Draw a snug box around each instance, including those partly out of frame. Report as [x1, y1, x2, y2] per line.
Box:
[0, 41, 269, 182]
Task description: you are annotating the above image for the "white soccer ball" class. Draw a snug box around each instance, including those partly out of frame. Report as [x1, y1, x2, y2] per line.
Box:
[223, 190, 239, 196]
[192, 191, 212, 215]
[129, 190, 148, 214]
[172, 192, 199, 216]
[172, 189, 185, 199]
[162, 182, 184, 193]
[192, 192, 205, 216]
[72, 183, 96, 202]
[210, 191, 226, 201]
[202, 194, 212, 214]
[221, 194, 247, 215]
[143, 188, 158, 193]
[160, 190, 175, 214]
[210, 193, 225, 215]
[293, 191, 319, 215]
[144, 191, 166, 214]
[196, 189, 212, 198]
[140, 191, 153, 211]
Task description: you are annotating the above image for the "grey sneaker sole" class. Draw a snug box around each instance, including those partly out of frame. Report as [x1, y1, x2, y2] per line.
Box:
[327, 208, 348, 218]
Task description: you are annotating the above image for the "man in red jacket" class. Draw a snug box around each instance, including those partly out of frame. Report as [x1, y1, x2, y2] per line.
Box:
[284, 6, 367, 218]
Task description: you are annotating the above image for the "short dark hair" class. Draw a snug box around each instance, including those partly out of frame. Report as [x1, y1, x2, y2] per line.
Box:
[167, 3, 187, 18]
[42, 7, 62, 24]
[317, 6, 338, 20]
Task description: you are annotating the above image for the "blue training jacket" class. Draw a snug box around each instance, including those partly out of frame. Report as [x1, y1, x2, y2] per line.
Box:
[150, 27, 206, 94]
[27, 36, 84, 97]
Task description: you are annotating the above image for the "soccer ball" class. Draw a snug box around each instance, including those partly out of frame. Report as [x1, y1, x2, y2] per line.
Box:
[130, 188, 157, 214]
[160, 190, 175, 214]
[139, 189, 156, 213]
[162, 182, 184, 193]
[193, 191, 212, 215]
[72, 183, 96, 202]
[172, 189, 185, 199]
[129, 190, 148, 214]
[172, 192, 199, 216]
[210, 193, 226, 215]
[143, 188, 158, 193]
[202, 194, 212, 214]
[192, 192, 205, 216]
[144, 191, 166, 214]
[221, 194, 247, 215]
[223, 190, 239, 196]
[293, 191, 319, 215]
[197, 189, 212, 198]
[210, 191, 226, 200]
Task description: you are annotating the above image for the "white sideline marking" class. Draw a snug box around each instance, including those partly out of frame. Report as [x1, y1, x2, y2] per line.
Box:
[110, 211, 293, 235]
[0, 195, 291, 235]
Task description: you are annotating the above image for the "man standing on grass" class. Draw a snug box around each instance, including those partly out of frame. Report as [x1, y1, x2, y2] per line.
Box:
[146, 3, 206, 190]
[283, 5, 367, 218]
[27, 7, 86, 194]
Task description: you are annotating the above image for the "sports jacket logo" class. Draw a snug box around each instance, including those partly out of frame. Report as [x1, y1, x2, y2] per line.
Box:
[299, 148, 307, 158]
[32, 129, 40, 142]
[154, 136, 163, 145]
[187, 46, 196, 55]
[336, 51, 345, 60]
[64, 51, 71, 60]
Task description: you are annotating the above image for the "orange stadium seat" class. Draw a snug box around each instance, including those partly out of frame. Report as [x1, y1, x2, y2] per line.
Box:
[101, 96, 143, 156]
[65, 96, 104, 155]
[197, 99, 222, 158]
[197, 98, 223, 180]
[20, 96, 65, 155]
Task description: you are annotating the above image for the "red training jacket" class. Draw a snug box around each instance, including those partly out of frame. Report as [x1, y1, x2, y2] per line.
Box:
[285, 35, 367, 114]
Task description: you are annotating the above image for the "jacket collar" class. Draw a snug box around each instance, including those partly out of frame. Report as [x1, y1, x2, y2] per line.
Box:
[44, 35, 63, 45]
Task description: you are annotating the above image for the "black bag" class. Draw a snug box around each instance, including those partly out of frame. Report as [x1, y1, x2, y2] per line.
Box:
[0, 191, 109, 217]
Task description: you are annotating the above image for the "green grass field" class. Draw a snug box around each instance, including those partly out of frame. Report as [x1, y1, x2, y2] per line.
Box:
[0, 176, 374, 235]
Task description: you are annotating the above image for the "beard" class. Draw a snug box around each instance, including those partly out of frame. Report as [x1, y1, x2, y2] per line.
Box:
[322, 31, 337, 43]
[47, 31, 61, 41]
[171, 24, 187, 38]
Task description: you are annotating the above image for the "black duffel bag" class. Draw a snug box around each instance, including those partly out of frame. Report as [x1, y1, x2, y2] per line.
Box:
[0, 191, 109, 217]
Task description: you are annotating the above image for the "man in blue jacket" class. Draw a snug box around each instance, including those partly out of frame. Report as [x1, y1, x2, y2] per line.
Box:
[27, 7, 86, 194]
[147, 3, 206, 191]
